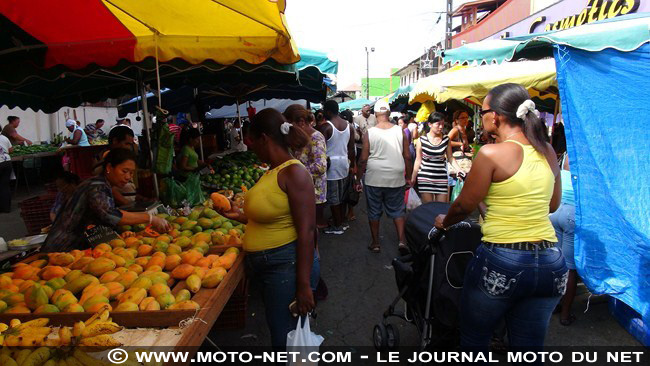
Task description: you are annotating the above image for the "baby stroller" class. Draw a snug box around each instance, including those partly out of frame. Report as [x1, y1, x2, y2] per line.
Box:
[373, 202, 482, 351]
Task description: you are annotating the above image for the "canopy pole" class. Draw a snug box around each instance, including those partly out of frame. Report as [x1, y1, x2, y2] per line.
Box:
[139, 74, 159, 198]
[236, 99, 243, 142]
[194, 88, 205, 161]
[155, 36, 162, 107]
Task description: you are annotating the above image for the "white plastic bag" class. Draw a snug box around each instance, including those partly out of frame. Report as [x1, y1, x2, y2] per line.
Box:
[406, 187, 422, 211]
[286, 316, 324, 366]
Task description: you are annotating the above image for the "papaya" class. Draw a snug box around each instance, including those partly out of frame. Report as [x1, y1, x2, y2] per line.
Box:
[180, 220, 198, 231]
[188, 209, 202, 221]
[153, 241, 169, 253]
[168, 300, 200, 310]
[85, 257, 116, 277]
[137, 245, 153, 257]
[25, 284, 49, 310]
[164, 255, 182, 271]
[49, 253, 75, 266]
[71, 257, 94, 271]
[181, 249, 203, 266]
[193, 242, 210, 255]
[128, 264, 144, 275]
[99, 271, 121, 284]
[186, 275, 201, 294]
[225, 247, 240, 256]
[175, 289, 191, 303]
[80, 284, 110, 305]
[64, 269, 84, 283]
[18, 280, 36, 293]
[203, 208, 219, 219]
[29, 259, 48, 268]
[167, 244, 182, 255]
[46, 278, 66, 291]
[192, 267, 206, 280]
[105, 282, 125, 300]
[0, 300, 8, 313]
[201, 271, 224, 288]
[146, 273, 168, 286]
[130, 277, 153, 290]
[139, 297, 160, 311]
[155, 293, 176, 309]
[54, 293, 78, 310]
[34, 304, 59, 313]
[85, 301, 112, 313]
[118, 287, 147, 305]
[51, 289, 73, 303]
[171, 264, 195, 280]
[12, 265, 36, 280]
[197, 218, 213, 230]
[107, 254, 126, 268]
[146, 256, 165, 270]
[135, 257, 150, 268]
[5, 305, 30, 314]
[41, 284, 54, 299]
[174, 237, 192, 249]
[95, 243, 113, 253]
[148, 283, 171, 298]
[62, 303, 85, 312]
[210, 192, 231, 212]
[64, 274, 98, 294]
[195, 257, 212, 268]
[217, 253, 237, 270]
[3, 293, 24, 306]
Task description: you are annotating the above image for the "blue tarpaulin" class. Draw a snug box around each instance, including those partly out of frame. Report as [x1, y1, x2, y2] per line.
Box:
[555, 43, 650, 322]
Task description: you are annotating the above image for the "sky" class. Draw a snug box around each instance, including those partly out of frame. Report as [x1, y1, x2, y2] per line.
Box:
[284, 0, 453, 89]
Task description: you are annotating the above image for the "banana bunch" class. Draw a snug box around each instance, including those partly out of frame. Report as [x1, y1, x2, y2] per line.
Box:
[0, 319, 54, 347]
[0, 346, 110, 366]
[72, 305, 123, 349]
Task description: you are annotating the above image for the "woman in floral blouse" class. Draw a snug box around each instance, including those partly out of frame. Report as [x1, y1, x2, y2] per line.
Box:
[284, 105, 328, 226]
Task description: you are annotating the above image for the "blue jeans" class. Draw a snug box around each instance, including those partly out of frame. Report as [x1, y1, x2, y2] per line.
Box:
[460, 243, 568, 354]
[245, 241, 320, 350]
[550, 203, 576, 269]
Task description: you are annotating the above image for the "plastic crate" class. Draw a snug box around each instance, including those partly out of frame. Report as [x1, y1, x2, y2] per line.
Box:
[20, 194, 56, 236]
[609, 297, 649, 346]
[214, 278, 248, 330]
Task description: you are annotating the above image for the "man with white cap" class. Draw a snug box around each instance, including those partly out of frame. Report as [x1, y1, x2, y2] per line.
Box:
[355, 99, 412, 254]
[64, 119, 90, 147]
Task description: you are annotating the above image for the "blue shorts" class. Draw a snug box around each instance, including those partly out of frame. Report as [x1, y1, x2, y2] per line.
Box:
[550, 203, 576, 270]
[364, 184, 405, 221]
[326, 177, 349, 206]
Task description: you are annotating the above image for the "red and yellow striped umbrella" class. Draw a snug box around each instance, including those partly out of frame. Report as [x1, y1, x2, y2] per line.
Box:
[0, 0, 299, 70]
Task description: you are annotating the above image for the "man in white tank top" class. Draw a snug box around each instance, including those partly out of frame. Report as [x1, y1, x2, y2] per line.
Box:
[356, 100, 412, 253]
[317, 100, 356, 235]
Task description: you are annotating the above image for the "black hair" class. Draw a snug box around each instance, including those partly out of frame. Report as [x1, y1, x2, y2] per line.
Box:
[56, 171, 80, 186]
[180, 128, 200, 147]
[283, 104, 310, 124]
[7, 116, 19, 123]
[103, 148, 136, 169]
[108, 125, 134, 146]
[339, 110, 354, 123]
[96, 119, 105, 125]
[428, 111, 446, 124]
[323, 100, 339, 115]
[487, 83, 549, 153]
[250, 108, 309, 150]
[314, 109, 325, 122]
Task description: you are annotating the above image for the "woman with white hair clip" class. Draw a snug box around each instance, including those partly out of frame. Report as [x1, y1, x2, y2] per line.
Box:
[434, 83, 566, 352]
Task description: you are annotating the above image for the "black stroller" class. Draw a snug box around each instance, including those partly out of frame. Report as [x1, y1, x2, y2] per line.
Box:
[373, 202, 482, 351]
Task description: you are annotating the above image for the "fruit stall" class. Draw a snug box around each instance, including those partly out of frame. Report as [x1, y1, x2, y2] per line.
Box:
[0, 202, 248, 365]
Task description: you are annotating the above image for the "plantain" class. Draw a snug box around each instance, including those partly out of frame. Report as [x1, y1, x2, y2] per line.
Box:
[15, 348, 33, 365]
[59, 327, 72, 346]
[0, 354, 19, 366]
[73, 349, 108, 366]
[77, 334, 122, 348]
[4, 335, 21, 347]
[18, 333, 49, 347]
[73, 322, 85, 338]
[81, 322, 122, 338]
[15, 318, 49, 332]
[0, 322, 8, 332]
[21, 347, 52, 366]
[9, 319, 21, 328]
[83, 306, 110, 326]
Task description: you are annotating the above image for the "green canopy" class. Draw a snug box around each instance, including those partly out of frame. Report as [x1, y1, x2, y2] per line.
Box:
[443, 13, 650, 65]
[338, 98, 373, 111]
[388, 84, 414, 104]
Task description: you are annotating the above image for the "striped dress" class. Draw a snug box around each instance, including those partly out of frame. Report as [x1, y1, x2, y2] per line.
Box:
[417, 135, 449, 194]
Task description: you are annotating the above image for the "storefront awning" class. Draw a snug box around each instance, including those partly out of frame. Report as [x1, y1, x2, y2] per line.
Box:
[338, 99, 373, 111]
[442, 13, 650, 65]
[409, 58, 556, 104]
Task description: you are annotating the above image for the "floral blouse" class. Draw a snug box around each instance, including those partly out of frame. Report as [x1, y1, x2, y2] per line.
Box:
[42, 175, 123, 252]
[292, 131, 328, 204]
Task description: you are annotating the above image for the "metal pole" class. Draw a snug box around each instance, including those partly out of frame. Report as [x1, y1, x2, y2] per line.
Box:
[194, 88, 205, 161]
[446, 0, 453, 50]
[139, 75, 159, 198]
[366, 48, 370, 100]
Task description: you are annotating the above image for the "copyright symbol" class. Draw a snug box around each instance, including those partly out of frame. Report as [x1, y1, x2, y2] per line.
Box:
[108, 348, 128, 364]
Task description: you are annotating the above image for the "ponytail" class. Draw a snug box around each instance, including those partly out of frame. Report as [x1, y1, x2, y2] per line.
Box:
[487, 83, 549, 154]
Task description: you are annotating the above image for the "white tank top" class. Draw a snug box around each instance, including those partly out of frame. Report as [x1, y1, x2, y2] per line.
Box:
[325, 121, 350, 181]
[365, 125, 405, 188]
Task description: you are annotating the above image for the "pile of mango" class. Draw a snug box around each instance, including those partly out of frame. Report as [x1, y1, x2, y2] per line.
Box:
[0, 208, 242, 315]
[201, 151, 267, 193]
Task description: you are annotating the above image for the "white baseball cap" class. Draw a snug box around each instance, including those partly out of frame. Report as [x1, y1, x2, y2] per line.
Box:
[374, 99, 390, 113]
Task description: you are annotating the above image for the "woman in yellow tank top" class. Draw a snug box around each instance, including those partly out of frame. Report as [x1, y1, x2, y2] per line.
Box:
[434, 83, 567, 352]
[216, 108, 319, 351]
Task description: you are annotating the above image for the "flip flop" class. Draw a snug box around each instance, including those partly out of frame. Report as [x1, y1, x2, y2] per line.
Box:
[367, 243, 381, 253]
[560, 314, 577, 326]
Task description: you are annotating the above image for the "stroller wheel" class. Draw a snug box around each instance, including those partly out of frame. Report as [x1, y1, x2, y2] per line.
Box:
[386, 324, 400, 350]
[373, 324, 388, 351]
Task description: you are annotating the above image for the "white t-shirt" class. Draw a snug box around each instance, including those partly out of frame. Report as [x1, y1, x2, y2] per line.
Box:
[365, 125, 405, 188]
[230, 128, 247, 152]
[0, 135, 11, 163]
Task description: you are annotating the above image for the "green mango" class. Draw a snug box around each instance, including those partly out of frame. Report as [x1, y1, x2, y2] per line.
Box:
[180, 220, 198, 231]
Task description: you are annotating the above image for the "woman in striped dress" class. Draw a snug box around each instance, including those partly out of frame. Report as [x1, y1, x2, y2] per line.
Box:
[411, 112, 463, 203]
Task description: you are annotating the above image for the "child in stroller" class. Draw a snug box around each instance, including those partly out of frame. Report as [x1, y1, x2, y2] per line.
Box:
[374, 202, 482, 351]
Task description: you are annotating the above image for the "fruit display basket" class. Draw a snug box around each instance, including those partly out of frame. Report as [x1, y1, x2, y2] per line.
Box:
[20, 194, 57, 236]
[0, 248, 245, 328]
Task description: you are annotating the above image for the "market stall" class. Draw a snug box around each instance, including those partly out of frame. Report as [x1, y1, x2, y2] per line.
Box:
[439, 13, 650, 345]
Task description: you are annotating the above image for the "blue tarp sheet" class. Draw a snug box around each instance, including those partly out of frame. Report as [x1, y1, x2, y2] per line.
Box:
[554, 43, 650, 321]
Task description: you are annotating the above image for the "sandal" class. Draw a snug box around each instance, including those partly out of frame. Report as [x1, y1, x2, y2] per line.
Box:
[398, 242, 410, 255]
[367, 243, 381, 253]
[560, 314, 576, 326]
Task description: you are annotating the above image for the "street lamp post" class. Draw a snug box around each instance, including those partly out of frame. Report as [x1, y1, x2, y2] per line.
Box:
[365, 46, 374, 100]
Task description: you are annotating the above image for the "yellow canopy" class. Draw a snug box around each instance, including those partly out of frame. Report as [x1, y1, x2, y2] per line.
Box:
[409, 59, 556, 104]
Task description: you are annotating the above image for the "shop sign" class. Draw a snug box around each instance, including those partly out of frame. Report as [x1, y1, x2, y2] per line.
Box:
[529, 0, 640, 33]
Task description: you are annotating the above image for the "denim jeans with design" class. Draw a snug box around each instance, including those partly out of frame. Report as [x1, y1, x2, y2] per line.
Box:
[246, 241, 320, 350]
[460, 243, 567, 355]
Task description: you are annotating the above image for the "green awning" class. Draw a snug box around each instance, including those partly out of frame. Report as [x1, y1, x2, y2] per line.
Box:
[388, 84, 414, 104]
[443, 13, 650, 65]
[338, 98, 372, 111]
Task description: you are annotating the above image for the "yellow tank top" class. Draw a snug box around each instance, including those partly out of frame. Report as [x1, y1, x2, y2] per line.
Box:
[243, 159, 302, 252]
[481, 140, 557, 243]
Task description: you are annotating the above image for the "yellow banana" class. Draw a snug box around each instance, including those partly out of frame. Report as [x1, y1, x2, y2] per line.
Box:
[21, 327, 52, 336]
[0, 334, 5, 346]
[0, 322, 8, 332]
[15, 318, 49, 331]
[81, 322, 122, 338]
[0, 354, 18, 366]
[15, 349, 33, 365]
[18, 334, 49, 347]
[73, 322, 85, 338]
[9, 319, 21, 328]
[22, 347, 52, 366]
[84, 306, 110, 326]
[73, 349, 108, 366]
[4, 335, 21, 347]
[59, 327, 72, 346]
[77, 334, 122, 348]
